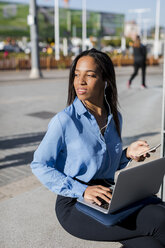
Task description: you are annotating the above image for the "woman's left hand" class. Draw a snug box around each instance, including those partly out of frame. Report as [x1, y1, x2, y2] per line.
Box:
[126, 140, 150, 162]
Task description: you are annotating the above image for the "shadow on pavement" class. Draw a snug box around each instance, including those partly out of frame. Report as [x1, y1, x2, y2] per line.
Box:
[0, 132, 45, 169]
[0, 131, 159, 169]
[0, 132, 45, 150]
[0, 151, 34, 169]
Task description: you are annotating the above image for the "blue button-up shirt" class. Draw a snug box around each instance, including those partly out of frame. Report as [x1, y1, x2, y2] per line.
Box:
[31, 97, 129, 198]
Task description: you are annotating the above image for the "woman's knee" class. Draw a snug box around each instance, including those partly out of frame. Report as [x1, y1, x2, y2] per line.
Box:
[137, 204, 165, 234]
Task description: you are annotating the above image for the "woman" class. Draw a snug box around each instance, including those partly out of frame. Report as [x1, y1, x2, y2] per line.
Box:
[128, 35, 147, 89]
[31, 48, 165, 248]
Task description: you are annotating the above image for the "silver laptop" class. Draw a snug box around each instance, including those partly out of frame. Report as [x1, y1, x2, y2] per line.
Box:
[77, 157, 165, 214]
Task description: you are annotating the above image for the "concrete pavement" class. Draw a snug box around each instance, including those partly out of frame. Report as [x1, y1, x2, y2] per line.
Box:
[0, 65, 164, 248]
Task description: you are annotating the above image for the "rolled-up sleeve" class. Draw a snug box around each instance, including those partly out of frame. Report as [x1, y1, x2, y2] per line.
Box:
[31, 115, 87, 198]
[117, 113, 131, 170]
[118, 148, 131, 170]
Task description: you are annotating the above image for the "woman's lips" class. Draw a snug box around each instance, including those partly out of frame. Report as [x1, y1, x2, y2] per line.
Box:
[77, 88, 87, 95]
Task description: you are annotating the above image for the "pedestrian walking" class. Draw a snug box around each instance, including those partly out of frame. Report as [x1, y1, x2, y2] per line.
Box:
[31, 48, 165, 248]
[128, 36, 147, 89]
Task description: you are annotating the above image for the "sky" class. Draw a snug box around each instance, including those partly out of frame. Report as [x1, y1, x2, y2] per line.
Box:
[1, 0, 165, 28]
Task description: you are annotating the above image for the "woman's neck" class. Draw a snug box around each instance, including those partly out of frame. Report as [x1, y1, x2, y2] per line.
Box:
[82, 100, 107, 117]
[82, 100, 108, 135]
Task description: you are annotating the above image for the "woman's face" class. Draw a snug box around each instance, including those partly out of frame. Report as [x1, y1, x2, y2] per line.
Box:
[73, 56, 105, 104]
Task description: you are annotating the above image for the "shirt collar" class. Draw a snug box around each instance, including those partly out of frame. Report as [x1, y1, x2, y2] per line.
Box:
[73, 97, 88, 116]
[73, 97, 113, 119]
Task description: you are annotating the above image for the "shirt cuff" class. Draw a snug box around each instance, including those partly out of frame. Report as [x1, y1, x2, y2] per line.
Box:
[71, 178, 88, 198]
[119, 148, 131, 170]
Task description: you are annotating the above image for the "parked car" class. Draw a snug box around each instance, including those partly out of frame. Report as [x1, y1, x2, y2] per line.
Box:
[3, 44, 22, 53]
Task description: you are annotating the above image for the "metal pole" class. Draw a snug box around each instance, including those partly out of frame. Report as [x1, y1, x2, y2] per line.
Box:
[142, 19, 150, 45]
[143, 21, 147, 44]
[121, 36, 126, 53]
[63, 38, 68, 56]
[54, 0, 60, 60]
[160, 38, 165, 201]
[82, 0, 87, 51]
[154, 0, 160, 59]
[128, 9, 150, 38]
[29, 0, 42, 79]
[137, 12, 142, 36]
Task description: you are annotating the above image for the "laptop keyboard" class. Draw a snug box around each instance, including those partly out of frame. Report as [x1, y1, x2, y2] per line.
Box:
[93, 185, 114, 210]
[86, 185, 114, 210]
[93, 197, 110, 210]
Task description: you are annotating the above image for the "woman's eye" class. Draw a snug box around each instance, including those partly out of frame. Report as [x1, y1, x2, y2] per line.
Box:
[74, 74, 79, 77]
[87, 74, 96, 78]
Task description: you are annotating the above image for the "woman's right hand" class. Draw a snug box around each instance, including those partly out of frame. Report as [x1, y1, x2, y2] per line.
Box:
[83, 185, 112, 206]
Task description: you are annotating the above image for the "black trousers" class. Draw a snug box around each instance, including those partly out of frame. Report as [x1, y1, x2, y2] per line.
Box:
[129, 63, 146, 86]
[55, 195, 165, 248]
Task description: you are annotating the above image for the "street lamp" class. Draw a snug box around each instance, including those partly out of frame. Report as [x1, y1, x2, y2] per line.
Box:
[28, 0, 42, 79]
[160, 38, 165, 201]
[128, 8, 150, 36]
[142, 19, 151, 44]
[82, 0, 87, 51]
[154, 0, 160, 59]
[54, 0, 60, 60]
